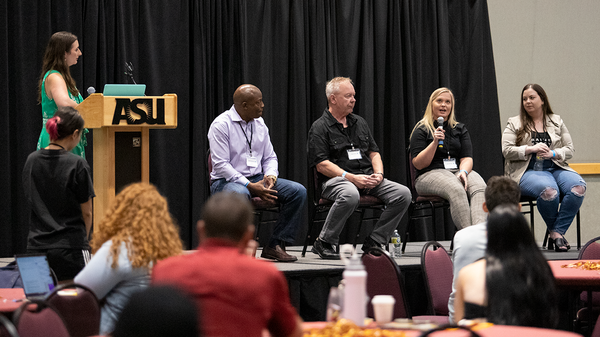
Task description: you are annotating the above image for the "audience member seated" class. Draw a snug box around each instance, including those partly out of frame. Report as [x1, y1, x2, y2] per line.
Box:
[502, 83, 586, 252]
[22, 106, 95, 282]
[448, 176, 521, 323]
[111, 285, 199, 337]
[208, 84, 307, 262]
[152, 192, 303, 337]
[410, 87, 486, 231]
[74, 183, 183, 335]
[307, 77, 411, 260]
[454, 205, 558, 327]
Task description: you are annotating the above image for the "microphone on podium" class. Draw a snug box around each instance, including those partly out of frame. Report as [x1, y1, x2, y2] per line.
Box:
[437, 116, 444, 148]
[125, 62, 137, 84]
[87, 87, 96, 96]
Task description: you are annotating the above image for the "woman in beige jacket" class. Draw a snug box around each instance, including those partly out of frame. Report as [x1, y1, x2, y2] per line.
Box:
[502, 83, 585, 252]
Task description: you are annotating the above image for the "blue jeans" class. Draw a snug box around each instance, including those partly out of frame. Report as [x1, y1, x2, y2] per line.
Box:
[210, 174, 307, 244]
[520, 165, 586, 235]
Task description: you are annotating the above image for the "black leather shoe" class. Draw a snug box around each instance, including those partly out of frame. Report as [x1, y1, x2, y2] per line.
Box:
[312, 239, 340, 260]
[261, 245, 298, 262]
[361, 236, 383, 252]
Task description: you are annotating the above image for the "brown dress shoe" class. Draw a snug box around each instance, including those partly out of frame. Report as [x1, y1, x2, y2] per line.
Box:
[261, 245, 298, 262]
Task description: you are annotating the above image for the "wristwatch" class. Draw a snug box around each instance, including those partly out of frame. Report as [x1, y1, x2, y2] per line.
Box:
[267, 175, 277, 184]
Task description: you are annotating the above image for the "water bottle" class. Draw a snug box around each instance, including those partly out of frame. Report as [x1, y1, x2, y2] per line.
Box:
[326, 286, 341, 322]
[533, 154, 544, 171]
[340, 245, 367, 326]
[391, 230, 402, 258]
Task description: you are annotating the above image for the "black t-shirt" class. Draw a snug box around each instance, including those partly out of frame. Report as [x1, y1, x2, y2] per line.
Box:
[22, 149, 95, 250]
[531, 131, 551, 146]
[409, 122, 473, 177]
[308, 109, 379, 180]
[527, 131, 553, 170]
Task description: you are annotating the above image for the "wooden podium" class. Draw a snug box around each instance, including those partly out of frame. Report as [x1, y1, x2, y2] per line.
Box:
[77, 93, 177, 225]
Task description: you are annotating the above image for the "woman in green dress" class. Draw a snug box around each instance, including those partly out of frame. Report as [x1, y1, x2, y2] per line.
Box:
[37, 31, 88, 158]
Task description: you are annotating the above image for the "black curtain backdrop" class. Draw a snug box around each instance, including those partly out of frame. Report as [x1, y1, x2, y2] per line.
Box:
[0, 0, 502, 256]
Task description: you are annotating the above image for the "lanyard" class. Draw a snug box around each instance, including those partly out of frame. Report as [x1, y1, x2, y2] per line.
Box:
[239, 122, 253, 155]
[49, 142, 65, 150]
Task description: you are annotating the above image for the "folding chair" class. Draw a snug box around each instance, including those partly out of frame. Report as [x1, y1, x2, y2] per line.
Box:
[0, 314, 18, 337]
[45, 283, 101, 337]
[421, 241, 453, 316]
[575, 236, 600, 333]
[12, 300, 69, 337]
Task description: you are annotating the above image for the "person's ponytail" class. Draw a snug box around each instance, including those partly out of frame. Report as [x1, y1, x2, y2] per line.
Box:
[46, 107, 84, 141]
[45, 116, 61, 140]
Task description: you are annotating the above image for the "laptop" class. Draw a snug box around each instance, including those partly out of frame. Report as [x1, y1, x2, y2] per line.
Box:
[15, 254, 56, 300]
[103, 84, 146, 96]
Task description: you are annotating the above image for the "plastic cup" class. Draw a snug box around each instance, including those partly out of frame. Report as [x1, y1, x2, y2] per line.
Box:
[371, 295, 395, 323]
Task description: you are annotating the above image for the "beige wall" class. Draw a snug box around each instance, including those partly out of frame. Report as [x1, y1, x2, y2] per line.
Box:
[488, 0, 600, 244]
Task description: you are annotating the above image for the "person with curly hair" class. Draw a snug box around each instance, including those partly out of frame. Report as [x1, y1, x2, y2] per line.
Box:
[37, 31, 88, 158]
[75, 182, 183, 335]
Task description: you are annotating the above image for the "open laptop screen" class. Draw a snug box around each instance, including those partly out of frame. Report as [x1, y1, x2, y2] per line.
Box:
[15, 254, 55, 299]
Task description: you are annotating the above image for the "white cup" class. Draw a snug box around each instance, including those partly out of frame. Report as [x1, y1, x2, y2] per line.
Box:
[371, 295, 395, 323]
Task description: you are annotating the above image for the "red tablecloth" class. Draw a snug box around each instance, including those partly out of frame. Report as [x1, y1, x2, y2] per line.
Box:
[548, 260, 600, 291]
[0, 288, 25, 312]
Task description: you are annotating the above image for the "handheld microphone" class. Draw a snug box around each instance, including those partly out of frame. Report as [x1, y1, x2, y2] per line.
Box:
[437, 117, 444, 148]
[87, 87, 96, 96]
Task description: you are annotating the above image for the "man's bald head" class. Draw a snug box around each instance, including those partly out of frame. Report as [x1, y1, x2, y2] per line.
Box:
[232, 85, 264, 122]
[233, 84, 261, 106]
[233, 84, 265, 122]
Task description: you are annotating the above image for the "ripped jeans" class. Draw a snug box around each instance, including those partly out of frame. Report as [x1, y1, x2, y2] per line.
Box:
[520, 165, 586, 235]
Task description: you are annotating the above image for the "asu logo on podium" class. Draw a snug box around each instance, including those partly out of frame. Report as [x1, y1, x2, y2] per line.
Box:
[112, 98, 166, 125]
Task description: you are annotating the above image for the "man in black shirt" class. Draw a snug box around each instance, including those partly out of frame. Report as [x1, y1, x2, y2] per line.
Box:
[307, 77, 411, 259]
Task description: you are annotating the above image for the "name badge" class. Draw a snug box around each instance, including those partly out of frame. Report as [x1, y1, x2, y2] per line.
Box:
[247, 155, 258, 168]
[347, 149, 362, 160]
[443, 158, 458, 170]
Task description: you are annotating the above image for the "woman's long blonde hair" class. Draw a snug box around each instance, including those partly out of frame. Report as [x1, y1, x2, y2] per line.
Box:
[91, 183, 183, 269]
[410, 87, 458, 139]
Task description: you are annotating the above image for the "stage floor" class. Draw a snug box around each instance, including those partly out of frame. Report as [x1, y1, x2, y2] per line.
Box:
[0, 240, 580, 269]
[259, 240, 582, 273]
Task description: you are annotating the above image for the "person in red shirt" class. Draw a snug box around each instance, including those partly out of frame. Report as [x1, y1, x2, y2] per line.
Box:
[152, 192, 303, 337]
